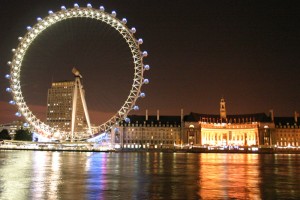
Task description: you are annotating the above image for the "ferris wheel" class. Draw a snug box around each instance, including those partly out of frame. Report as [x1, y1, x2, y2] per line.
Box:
[6, 3, 150, 139]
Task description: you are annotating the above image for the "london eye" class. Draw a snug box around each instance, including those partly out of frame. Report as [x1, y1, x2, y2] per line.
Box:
[6, 3, 150, 140]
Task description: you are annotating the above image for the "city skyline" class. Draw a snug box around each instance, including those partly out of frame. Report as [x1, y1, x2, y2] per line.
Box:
[0, 0, 299, 124]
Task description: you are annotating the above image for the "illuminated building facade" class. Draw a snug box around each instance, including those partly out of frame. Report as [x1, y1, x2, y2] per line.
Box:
[183, 98, 273, 147]
[46, 80, 86, 134]
[200, 123, 258, 146]
[184, 112, 272, 147]
[272, 114, 300, 147]
[116, 111, 182, 148]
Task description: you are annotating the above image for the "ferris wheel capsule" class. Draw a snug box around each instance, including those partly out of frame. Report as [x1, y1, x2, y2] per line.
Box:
[144, 65, 150, 70]
[6, 88, 12, 93]
[87, 3, 92, 8]
[23, 122, 29, 127]
[133, 105, 139, 111]
[137, 38, 143, 45]
[15, 112, 22, 117]
[142, 51, 148, 57]
[143, 79, 149, 84]
[7, 61, 12, 66]
[5, 74, 11, 79]
[9, 100, 16, 105]
[37, 17, 42, 22]
[18, 37, 23, 41]
[74, 3, 79, 8]
[130, 27, 136, 33]
[12, 49, 16, 52]
[48, 10, 54, 15]
[111, 11, 117, 17]
[99, 6, 105, 12]
[140, 92, 146, 98]
[61, 6, 66, 11]
[122, 18, 127, 24]
[26, 26, 32, 31]
[125, 117, 130, 123]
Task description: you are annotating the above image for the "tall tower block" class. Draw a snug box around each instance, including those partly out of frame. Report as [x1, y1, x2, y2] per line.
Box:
[220, 98, 227, 120]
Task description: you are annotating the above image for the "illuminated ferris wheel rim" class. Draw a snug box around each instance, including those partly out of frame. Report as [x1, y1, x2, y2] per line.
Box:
[7, 3, 150, 138]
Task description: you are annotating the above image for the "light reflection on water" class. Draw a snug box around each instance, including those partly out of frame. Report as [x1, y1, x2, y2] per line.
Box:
[198, 154, 261, 199]
[0, 151, 300, 199]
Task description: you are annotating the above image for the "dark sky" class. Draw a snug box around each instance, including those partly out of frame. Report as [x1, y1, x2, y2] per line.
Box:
[0, 0, 299, 124]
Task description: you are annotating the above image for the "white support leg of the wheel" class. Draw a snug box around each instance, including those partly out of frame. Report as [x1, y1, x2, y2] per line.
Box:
[78, 78, 92, 135]
[71, 79, 79, 140]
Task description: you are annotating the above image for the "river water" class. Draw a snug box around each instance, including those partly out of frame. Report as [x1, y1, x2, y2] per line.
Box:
[0, 151, 299, 200]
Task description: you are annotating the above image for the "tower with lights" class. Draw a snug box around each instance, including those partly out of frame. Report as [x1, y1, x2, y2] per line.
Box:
[220, 98, 227, 120]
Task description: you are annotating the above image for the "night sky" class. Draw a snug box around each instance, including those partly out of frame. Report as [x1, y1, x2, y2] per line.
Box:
[0, 0, 299, 124]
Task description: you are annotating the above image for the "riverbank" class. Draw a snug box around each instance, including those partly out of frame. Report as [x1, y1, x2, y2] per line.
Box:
[120, 147, 300, 154]
[1, 145, 300, 154]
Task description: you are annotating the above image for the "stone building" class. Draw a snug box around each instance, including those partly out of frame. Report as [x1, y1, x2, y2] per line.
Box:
[272, 114, 300, 147]
[182, 98, 273, 147]
[115, 111, 182, 149]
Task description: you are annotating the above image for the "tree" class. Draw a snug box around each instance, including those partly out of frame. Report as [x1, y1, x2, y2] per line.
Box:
[0, 129, 11, 140]
[14, 129, 32, 141]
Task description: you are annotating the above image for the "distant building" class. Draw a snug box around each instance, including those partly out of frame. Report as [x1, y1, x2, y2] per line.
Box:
[0, 120, 31, 138]
[46, 80, 87, 135]
[272, 113, 300, 147]
[115, 110, 182, 149]
[118, 99, 286, 149]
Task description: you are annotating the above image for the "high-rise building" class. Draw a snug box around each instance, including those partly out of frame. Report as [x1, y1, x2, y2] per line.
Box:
[46, 80, 86, 135]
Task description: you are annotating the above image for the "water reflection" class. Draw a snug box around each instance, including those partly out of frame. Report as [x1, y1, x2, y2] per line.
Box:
[259, 154, 300, 199]
[198, 154, 261, 199]
[85, 152, 200, 199]
[0, 151, 33, 200]
[1, 151, 300, 199]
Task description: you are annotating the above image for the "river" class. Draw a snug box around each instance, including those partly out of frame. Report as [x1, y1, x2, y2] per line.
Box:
[0, 151, 299, 199]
